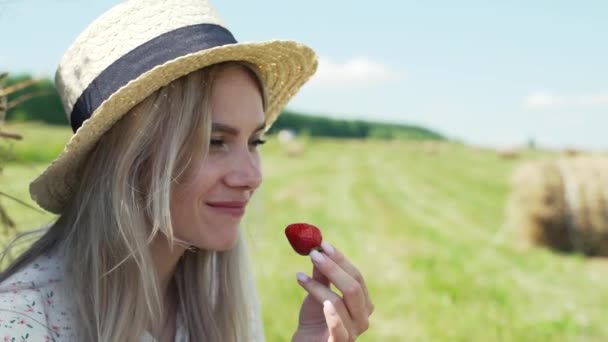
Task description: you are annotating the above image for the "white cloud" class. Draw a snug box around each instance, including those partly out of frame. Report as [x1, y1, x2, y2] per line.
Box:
[308, 56, 398, 88]
[526, 91, 608, 110]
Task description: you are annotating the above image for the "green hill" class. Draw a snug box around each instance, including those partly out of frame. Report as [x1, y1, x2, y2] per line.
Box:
[3, 74, 444, 141]
[268, 110, 445, 140]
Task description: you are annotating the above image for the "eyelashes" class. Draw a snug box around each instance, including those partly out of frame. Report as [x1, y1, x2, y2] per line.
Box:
[209, 138, 224, 147]
[209, 138, 267, 150]
[250, 138, 267, 147]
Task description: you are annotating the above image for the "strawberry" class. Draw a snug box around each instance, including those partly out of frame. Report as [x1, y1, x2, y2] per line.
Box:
[285, 223, 323, 256]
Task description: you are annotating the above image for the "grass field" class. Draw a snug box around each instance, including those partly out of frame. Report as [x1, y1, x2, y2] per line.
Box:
[2, 122, 608, 341]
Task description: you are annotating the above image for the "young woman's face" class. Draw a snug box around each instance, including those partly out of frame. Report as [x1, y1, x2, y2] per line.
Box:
[170, 65, 265, 251]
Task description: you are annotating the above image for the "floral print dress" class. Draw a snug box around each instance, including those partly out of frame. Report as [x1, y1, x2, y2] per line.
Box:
[0, 252, 188, 341]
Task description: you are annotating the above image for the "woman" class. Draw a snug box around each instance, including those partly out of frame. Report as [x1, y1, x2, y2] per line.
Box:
[0, 0, 373, 341]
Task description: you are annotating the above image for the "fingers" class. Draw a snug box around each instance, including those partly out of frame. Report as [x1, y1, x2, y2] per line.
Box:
[296, 242, 373, 339]
[323, 300, 349, 342]
[310, 249, 368, 332]
[321, 242, 374, 315]
[312, 263, 330, 287]
[296, 272, 356, 338]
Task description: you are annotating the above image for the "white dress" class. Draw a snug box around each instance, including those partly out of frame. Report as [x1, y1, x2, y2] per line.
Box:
[0, 252, 188, 341]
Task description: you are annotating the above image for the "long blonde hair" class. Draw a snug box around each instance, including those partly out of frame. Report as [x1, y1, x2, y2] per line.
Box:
[0, 62, 264, 341]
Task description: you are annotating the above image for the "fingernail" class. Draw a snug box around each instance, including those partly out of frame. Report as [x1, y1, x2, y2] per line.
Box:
[296, 272, 310, 282]
[323, 300, 337, 315]
[310, 250, 324, 263]
[321, 241, 334, 255]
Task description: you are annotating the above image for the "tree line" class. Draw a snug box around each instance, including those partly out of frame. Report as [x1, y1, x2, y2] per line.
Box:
[269, 110, 444, 140]
[4, 74, 444, 140]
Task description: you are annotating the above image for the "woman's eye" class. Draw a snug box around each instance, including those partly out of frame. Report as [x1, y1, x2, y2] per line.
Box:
[209, 137, 266, 152]
[250, 138, 267, 148]
[209, 138, 226, 149]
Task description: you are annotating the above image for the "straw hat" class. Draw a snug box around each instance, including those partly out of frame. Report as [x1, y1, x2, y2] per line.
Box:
[29, 0, 318, 213]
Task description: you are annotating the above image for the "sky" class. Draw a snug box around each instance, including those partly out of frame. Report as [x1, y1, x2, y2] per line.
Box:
[1, 0, 607, 150]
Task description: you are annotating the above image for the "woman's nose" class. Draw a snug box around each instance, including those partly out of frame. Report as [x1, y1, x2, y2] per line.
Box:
[224, 149, 262, 190]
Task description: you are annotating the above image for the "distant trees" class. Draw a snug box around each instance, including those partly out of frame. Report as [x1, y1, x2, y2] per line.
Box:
[4, 74, 66, 125]
[268, 110, 445, 141]
[1, 72, 49, 229]
[4, 73, 446, 141]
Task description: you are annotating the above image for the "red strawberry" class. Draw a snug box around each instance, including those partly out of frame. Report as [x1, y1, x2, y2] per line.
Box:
[285, 223, 323, 256]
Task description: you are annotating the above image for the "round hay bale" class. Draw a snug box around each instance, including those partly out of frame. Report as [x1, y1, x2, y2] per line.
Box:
[277, 129, 296, 144]
[562, 147, 581, 157]
[285, 140, 305, 157]
[507, 155, 608, 256]
[496, 147, 521, 160]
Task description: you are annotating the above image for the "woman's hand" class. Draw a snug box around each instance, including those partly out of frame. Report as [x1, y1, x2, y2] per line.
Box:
[292, 242, 374, 342]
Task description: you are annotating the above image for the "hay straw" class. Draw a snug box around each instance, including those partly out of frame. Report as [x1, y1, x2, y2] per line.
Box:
[508, 155, 608, 256]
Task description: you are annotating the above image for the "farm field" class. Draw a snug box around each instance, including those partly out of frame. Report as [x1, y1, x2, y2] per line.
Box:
[1, 122, 608, 341]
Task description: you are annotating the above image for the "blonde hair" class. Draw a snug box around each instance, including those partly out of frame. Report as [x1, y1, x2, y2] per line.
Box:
[0, 62, 264, 341]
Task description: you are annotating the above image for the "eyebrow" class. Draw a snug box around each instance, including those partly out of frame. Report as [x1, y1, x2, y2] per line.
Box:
[211, 121, 266, 135]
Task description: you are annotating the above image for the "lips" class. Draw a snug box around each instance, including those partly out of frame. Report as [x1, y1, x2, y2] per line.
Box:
[206, 201, 247, 217]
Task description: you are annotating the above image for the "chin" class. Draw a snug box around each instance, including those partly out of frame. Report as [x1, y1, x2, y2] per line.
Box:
[195, 226, 241, 252]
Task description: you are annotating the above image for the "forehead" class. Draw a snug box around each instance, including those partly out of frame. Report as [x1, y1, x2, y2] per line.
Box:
[210, 65, 265, 126]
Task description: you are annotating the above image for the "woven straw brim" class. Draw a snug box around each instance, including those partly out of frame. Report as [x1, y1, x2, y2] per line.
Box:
[30, 40, 317, 213]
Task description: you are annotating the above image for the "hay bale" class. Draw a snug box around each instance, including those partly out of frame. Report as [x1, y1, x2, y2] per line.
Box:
[285, 141, 305, 157]
[508, 155, 608, 256]
[496, 147, 521, 160]
[277, 129, 296, 144]
[410, 141, 446, 155]
[562, 147, 581, 157]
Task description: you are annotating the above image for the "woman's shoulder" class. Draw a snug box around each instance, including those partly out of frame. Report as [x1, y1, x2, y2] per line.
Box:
[0, 252, 76, 340]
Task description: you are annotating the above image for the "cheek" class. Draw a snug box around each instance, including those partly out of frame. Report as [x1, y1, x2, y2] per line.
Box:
[170, 185, 193, 234]
[170, 176, 204, 222]
[169, 166, 217, 217]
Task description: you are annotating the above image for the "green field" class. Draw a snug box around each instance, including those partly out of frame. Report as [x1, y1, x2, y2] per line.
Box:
[2, 122, 608, 341]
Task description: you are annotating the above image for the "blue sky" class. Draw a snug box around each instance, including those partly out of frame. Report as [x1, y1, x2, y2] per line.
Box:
[1, 0, 607, 150]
